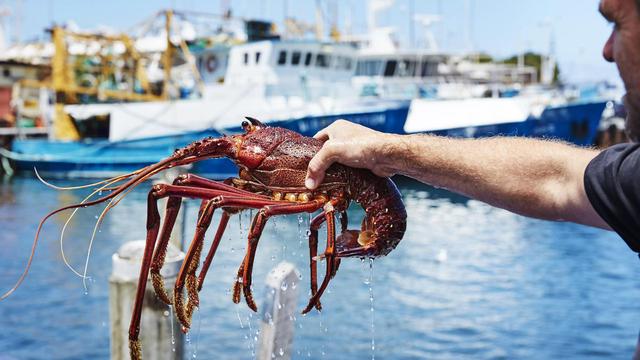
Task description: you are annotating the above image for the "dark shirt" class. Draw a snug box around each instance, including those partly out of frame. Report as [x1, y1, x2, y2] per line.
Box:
[584, 143, 640, 252]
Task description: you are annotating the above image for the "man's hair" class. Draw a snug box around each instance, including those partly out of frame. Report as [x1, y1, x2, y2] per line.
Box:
[637, 0, 640, 14]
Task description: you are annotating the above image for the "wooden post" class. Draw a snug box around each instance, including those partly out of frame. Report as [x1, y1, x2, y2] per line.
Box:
[109, 240, 185, 360]
[257, 262, 301, 360]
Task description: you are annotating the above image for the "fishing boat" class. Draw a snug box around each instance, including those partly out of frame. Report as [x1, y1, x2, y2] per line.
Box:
[0, 5, 610, 179]
[1, 14, 409, 178]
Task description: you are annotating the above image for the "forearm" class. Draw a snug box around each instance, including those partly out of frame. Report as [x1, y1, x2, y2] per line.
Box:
[378, 134, 599, 222]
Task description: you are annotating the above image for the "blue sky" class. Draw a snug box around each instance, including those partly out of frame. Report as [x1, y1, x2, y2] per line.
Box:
[4, 0, 619, 84]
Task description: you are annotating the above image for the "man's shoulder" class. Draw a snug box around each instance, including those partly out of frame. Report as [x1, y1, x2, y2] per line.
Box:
[584, 142, 640, 252]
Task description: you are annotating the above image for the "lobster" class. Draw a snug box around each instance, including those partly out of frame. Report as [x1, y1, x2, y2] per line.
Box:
[1, 117, 407, 359]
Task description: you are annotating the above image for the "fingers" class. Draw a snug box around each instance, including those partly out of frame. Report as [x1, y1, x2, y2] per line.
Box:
[313, 119, 351, 141]
[313, 128, 330, 142]
[305, 142, 337, 190]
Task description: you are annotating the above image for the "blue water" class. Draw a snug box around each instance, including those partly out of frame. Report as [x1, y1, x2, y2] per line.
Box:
[1, 176, 640, 359]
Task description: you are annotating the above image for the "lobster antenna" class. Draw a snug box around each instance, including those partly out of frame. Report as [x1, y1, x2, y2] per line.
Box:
[35, 167, 138, 191]
[81, 197, 116, 292]
[0, 155, 180, 300]
[60, 177, 127, 279]
[80, 165, 171, 291]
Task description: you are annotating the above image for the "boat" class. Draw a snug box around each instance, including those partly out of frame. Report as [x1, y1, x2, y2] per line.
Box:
[1, 15, 410, 178]
[0, 5, 611, 179]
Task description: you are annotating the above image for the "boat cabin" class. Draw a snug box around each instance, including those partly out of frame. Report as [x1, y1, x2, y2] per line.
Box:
[224, 40, 357, 86]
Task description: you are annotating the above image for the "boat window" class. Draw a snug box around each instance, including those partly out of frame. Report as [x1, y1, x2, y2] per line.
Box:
[255, 52, 262, 64]
[421, 59, 438, 77]
[344, 58, 353, 70]
[356, 60, 383, 75]
[397, 60, 417, 77]
[243, 53, 249, 65]
[383, 60, 397, 76]
[304, 52, 313, 66]
[277, 50, 288, 65]
[291, 51, 301, 65]
[316, 53, 331, 68]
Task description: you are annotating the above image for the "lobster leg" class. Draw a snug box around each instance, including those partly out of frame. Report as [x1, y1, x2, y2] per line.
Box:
[234, 200, 326, 312]
[150, 196, 183, 305]
[150, 175, 251, 305]
[152, 173, 257, 297]
[197, 210, 232, 291]
[128, 187, 165, 360]
[340, 210, 348, 233]
[308, 213, 327, 311]
[302, 201, 338, 314]
[132, 183, 280, 335]
[173, 200, 216, 331]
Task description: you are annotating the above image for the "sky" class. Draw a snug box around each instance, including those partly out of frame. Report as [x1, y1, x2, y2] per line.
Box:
[1, 0, 620, 84]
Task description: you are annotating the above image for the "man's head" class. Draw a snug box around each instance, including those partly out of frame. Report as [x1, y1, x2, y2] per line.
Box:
[600, 0, 640, 140]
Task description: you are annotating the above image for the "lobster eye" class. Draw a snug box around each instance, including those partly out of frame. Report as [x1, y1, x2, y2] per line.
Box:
[241, 120, 252, 132]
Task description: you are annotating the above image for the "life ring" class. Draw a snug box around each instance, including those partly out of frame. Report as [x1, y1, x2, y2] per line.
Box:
[205, 55, 217, 73]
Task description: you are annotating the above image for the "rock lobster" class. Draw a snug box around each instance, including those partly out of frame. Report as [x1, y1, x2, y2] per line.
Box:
[1, 118, 407, 359]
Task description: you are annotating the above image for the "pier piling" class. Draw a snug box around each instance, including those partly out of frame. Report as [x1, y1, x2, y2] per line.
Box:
[109, 241, 186, 360]
[257, 262, 301, 360]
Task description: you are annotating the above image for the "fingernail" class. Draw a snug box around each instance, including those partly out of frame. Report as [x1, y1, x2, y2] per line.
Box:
[305, 178, 316, 189]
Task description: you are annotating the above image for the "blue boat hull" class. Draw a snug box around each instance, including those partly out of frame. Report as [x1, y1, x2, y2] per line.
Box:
[5, 101, 605, 179]
[7, 106, 410, 179]
[8, 129, 238, 179]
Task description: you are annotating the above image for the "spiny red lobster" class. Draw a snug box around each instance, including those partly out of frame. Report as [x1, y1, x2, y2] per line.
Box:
[1, 118, 406, 359]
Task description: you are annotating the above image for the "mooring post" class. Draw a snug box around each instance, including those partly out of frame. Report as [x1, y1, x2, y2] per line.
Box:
[257, 262, 301, 360]
[109, 240, 185, 360]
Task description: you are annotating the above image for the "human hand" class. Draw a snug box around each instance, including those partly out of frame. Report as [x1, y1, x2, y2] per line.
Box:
[305, 120, 398, 189]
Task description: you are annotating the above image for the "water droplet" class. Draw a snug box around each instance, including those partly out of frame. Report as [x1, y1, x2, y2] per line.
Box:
[280, 282, 288, 291]
[305, 230, 311, 236]
[163, 310, 170, 317]
[277, 303, 282, 309]
[271, 352, 276, 359]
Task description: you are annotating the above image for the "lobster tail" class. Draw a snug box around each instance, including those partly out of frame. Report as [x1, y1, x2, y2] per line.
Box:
[337, 174, 407, 258]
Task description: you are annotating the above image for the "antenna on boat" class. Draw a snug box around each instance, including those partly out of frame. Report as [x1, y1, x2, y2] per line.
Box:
[413, 14, 441, 52]
[315, 0, 324, 40]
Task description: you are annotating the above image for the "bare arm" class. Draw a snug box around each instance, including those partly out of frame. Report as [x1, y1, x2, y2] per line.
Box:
[305, 120, 610, 229]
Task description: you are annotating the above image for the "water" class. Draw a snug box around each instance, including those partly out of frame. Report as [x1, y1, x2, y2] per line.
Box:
[1, 176, 640, 359]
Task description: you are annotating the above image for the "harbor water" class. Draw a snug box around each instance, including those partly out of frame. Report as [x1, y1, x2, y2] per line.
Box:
[1, 176, 639, 359]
